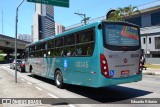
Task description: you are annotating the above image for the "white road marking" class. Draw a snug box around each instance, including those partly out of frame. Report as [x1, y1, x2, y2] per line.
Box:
[48, 93, 58, 98]
[11, 73, 15, 76]
[21, 79, 25, 82]
[68, 104, 75, 107]
[27, 82, 32, 85]
[35, 86, 42, 91]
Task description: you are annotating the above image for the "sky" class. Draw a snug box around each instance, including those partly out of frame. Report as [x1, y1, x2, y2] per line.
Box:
[0, 0, 158, 38]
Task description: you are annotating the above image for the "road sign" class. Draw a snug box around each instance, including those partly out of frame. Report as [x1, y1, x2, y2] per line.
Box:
[27, 0, 69, 8]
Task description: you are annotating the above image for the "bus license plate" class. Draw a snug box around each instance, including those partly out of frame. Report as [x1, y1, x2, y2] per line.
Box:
[121, 70, 129, 75]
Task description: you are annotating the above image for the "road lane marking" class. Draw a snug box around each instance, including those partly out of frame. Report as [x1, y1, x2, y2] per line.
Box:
[48, 93, 58, 98]
[35, 86, 42, 91]
[68, 104, 75, 107]
[21, 79, 25, 82]
[11, 73, 15, 76]
[27, 82, 32, 85]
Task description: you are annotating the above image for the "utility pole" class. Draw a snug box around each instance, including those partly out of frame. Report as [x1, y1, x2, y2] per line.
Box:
[74, 12, 90, 25]
[15, 0, 25, 83]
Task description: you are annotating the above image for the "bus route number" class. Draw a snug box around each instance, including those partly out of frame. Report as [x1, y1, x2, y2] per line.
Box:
[75, 61, 88, 68]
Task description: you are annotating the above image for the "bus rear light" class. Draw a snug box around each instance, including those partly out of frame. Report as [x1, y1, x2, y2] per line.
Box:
[137, 56, 143, 74]
[102, 61, 106, 64]
[104, 72, 107, 75]
[100, 54, 110, 78]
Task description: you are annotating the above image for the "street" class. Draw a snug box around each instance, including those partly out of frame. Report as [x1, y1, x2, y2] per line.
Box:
[0, 64, 160, 107]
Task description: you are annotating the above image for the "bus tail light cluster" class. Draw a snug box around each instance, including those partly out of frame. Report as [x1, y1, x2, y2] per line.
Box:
[100, 54, 110, 78]
[137, 56, 143, 74]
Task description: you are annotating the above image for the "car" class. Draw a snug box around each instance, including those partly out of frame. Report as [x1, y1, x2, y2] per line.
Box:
[17, 60, 25, 72]
[10, 59, 23, 70]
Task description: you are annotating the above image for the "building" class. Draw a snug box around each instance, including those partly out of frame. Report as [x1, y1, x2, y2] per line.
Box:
[17, 34, 32, 42]
[55, 22, 65, 35]
[32, 4, 55, 42]
[125, 1, 160, 64]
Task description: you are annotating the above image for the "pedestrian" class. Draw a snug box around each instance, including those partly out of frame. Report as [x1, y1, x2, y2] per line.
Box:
[142, 56, 146, 70]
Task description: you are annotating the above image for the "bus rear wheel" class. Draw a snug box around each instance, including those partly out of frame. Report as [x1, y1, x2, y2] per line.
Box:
[55, 70, 64, 88]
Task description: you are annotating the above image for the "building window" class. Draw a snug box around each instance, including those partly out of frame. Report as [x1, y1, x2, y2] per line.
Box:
[155, 37, 160, 49]
[125, 16, 141, 27]
[151, 12, 160, 26]
[143, 38, 146, 44]
[149, 37, 151, 44]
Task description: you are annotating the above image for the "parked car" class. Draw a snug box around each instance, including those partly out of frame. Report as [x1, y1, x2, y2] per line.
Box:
[10, 59, 23, 70]
[17, 60, 25, 72]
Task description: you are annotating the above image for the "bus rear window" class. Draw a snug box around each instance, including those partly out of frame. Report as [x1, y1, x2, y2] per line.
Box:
[105, 25, 139, 46]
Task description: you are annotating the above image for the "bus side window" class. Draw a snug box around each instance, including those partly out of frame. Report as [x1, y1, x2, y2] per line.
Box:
[55, 48, 63, 57]
[75, 28, 95, 56]
[64, 46, 75, 56]
[47, 50, 54, 57]
[77, 48, 82, 55]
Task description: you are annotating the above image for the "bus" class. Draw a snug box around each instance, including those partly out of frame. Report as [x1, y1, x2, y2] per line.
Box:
[25, 20, 142, 88]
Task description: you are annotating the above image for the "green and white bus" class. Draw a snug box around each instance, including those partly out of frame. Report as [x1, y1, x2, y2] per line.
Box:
[25, 20, 142, 88]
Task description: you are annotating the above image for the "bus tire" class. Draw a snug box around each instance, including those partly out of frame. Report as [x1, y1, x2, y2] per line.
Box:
[55, 70, 64, 88]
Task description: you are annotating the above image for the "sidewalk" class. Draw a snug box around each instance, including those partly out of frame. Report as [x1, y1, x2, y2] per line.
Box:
[0, 67, 60, 107]
[142, 68, 160, 76]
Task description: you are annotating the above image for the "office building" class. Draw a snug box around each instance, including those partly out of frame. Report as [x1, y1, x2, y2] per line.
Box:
[32, 4, 55, 42]
[55, 22, 65, 35]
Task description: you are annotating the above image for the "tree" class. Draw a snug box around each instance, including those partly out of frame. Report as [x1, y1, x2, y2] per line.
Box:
[123, 5, 139, 19]
[107, 5, 139, 21]
[107, 9, 122, 21]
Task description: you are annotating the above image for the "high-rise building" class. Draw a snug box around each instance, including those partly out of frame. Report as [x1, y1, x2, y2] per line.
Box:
[17, 34, 32, 42]
[32, 4, 55, 42]
[55, 22, 65, 35]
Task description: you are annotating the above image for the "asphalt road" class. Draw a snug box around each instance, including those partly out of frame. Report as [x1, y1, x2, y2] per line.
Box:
[0, 64, 160, 107]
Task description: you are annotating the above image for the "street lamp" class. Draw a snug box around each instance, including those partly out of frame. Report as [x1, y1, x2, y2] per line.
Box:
[0, 7, 3, 34]
[15, 0, 25, 83]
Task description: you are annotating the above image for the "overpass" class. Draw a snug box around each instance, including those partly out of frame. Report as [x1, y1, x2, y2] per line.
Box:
[0, 34, 30, 62]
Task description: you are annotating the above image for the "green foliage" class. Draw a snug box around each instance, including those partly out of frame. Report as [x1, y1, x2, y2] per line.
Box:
[0, 55, 5, 62]
[0, 50, 4, 54]
[107, 5, 139, 21]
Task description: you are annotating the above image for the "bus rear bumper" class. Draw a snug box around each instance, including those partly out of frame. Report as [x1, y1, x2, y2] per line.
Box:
[98, 73, 142, 87]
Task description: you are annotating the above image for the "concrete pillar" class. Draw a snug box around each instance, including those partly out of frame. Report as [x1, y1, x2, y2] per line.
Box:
[6, 52, 10, 63]
[19, 52, 24, 59]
